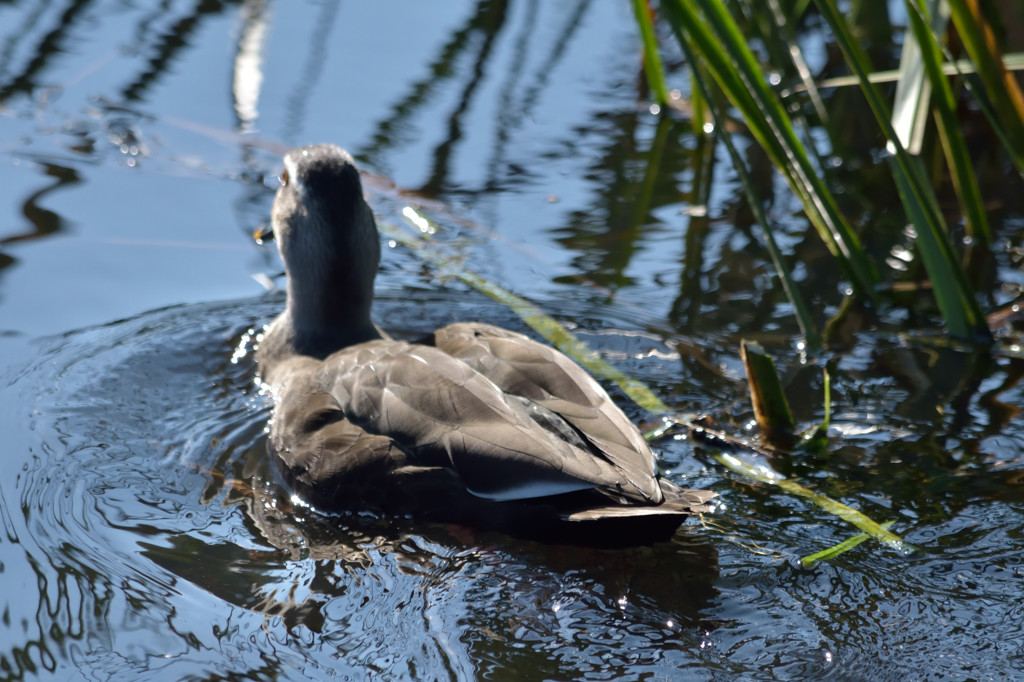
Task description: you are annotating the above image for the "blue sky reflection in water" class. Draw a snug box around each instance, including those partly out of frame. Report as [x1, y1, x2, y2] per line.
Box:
[1, 0, 1023, 679]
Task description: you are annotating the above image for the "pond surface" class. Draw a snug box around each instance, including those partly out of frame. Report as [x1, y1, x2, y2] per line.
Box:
[1, 1, 1023, 680]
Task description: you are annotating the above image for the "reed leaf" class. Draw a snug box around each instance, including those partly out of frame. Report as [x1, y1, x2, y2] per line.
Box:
[946, 0, 1024, 160]
[903, 0, 992, 243]
[633, 0, 669, 107]
[677, 36, 822, 347]
[812, 0, 991, 341]
[713, 452, 916, 554]
[660, 0, 880, 303]
[801, 521, 897, 567]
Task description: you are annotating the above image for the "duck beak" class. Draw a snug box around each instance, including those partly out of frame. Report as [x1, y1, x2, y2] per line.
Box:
[253, 224, 274, 244]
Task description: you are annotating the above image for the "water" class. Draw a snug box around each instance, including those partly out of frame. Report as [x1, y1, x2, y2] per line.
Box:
[2, 0, 1024, 679]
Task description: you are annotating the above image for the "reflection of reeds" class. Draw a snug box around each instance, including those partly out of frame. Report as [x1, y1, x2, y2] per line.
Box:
[123, 0, 236, 102]
[616, 0, 1024, 562]
[280, 0, 339, 140]
[0, 0, 240, 105]
[0, 0, 96, 103]
[356, 0, 507, 167]
[645, 0, 1014, 343]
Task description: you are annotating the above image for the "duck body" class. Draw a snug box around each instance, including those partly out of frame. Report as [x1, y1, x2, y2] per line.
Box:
[257, 144, 714, 544]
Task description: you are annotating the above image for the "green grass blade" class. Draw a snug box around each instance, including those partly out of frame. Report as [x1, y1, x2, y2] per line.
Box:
[660, 0, 878, 303]
[632, 0, 669, 107]
[799, 367, 830, 450]
[904, 0, 993, 243]
[890, 0, 948, 155]
[890, 161, 984, 336]
[946, 0, 1024, 159]
[713, 452, 916, 554]
[801, 521, 897, 567]
[677, 37, 821, 347]
[741, 339, 796, 440]
[812, 0, 991, 341]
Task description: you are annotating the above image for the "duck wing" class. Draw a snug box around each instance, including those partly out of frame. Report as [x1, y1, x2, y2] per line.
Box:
[318, 340, 658, 503]
[433, 322, 662, 503]
[263, 359, 408, 492]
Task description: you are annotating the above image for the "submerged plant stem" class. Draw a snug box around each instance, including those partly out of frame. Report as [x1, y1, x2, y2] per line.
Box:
[801, 521, 897, 567]
[386, 206, 913, 557]
[712, 452, 915, 555]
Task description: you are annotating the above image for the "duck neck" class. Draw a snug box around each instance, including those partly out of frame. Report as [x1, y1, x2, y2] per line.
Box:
[283, 264, 381, 356]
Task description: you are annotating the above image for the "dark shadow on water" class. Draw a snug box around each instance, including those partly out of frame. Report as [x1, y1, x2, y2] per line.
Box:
[207, 445, 721, 631]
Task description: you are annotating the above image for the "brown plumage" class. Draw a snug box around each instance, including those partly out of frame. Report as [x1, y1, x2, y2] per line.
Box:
[256, 144, 714, 544]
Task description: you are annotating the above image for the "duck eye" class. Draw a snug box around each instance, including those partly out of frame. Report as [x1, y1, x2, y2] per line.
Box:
[279, 168, 289, 187]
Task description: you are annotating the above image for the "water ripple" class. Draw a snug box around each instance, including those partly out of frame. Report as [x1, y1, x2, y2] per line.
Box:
[0, 296, 722, 680]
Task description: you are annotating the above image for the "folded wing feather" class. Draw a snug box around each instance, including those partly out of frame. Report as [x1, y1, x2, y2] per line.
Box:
[434, 323, 662, 503]
[318, 340, 656, 502]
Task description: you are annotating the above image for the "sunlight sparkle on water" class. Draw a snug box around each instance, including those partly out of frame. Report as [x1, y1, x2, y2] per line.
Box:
[231, 328, 258, 364]
[402, 206, 435, 234]
[290, 494, 312, 510]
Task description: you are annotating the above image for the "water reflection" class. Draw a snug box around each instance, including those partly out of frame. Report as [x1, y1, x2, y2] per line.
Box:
[0, 298, 718, 679]
[2, 0, 1024, 679]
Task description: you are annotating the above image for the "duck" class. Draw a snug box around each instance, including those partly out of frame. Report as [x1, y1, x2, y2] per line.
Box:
[255, 143, 715, 544]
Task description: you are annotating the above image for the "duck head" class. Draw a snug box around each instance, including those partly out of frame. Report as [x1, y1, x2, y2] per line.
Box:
[269, 144, 381, 348]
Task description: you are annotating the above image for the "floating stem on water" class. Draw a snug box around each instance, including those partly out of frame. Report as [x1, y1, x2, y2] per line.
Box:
[384, 206, 913, 558]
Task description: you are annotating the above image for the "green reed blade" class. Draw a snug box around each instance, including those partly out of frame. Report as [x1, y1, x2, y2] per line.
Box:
[946, 0, 1024, 161]
[813, 0, 991, 341]
[798, 368, 830, 451]
[387, 207, 909, 555]
[714, 452, 916, 554]
[632, 0, 669, 107]
[904, 0, 992, 243]
[741, 339, 796, 441]
[660, 0, 879, 304]
[801, 521, 897, 567]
